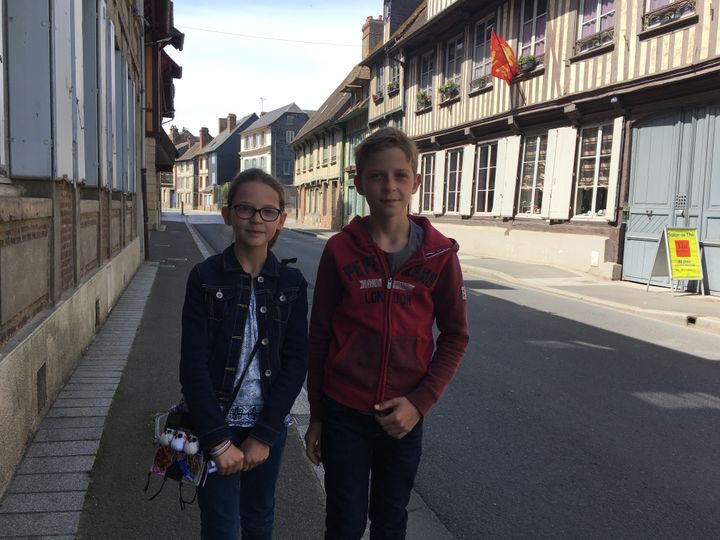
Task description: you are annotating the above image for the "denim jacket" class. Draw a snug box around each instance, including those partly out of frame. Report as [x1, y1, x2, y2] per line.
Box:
[180, 245, 308, 450]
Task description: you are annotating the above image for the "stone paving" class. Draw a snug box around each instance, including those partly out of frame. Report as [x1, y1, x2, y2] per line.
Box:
[0, 263, 159, 539]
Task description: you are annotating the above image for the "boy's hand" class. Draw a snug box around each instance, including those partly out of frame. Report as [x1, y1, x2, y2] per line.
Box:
[304, 421, 322, 465]
[374, 397, 421, 439]
[238, 436, 270, 471]
[214, 443, 245, 475]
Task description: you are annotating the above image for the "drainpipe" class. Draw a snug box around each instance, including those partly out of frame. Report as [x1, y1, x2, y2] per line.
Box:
[339, 124, 346, 226]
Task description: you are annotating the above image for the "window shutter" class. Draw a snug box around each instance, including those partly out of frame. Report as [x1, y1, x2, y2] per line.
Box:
[410, 189, 421, 214]
[497, 135, 521, 217]
[8, 0, 52, 177]
[73, 0, 86, 184]
[433, 150, 446, 215]
[459, 144, 475, 216]
[605, 116, 625, 222]
[547, 126, 578, 220]
[52, 0, 75, 181]
[0, 0, 6, 173]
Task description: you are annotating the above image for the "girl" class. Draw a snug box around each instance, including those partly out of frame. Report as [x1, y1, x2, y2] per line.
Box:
[179, 168, 308, 540]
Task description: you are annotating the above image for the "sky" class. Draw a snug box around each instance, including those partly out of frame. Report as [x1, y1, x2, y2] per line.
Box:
[166, 0, 382, 136]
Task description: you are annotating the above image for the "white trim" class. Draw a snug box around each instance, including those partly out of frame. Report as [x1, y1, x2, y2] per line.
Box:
[432, 150, 446, 215]
[444, 32, 464, 83]
[605, 116, 625, 222]
[0, 0, 7, 173]
[547, 127, 579, 220]
[497, 135, 522, 217]
[459, 144, 475, 216]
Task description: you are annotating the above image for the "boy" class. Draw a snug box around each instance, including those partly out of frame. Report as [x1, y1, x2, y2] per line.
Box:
[305, 127, 469, 539]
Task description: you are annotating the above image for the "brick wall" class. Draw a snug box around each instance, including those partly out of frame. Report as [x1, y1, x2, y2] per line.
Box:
[57, 182, 75, 292]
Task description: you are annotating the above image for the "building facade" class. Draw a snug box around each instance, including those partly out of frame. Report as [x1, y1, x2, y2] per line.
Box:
[240, 104, 309, 212]
[357, 0, 720, 294]
[0, 0, 174, 497]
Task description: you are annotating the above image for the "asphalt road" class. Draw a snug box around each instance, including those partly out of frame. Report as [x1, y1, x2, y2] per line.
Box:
[195, 223, 720, 539]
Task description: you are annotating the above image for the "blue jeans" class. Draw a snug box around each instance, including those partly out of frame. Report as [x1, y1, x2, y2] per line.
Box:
[198, 426, 288, 540]
[321, 398, 423, 540]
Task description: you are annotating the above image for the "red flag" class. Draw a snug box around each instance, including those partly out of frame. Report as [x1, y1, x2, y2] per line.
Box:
[490, 31, 518, 84]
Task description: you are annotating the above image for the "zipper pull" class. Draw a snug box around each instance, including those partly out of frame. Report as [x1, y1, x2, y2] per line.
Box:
[386, 279, 393, 290]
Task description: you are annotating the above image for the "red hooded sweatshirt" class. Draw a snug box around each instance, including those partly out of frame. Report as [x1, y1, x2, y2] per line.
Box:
[308, 215, 469, 422]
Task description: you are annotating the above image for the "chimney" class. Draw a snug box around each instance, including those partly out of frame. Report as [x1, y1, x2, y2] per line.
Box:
[199, 127, 210, 147]
[218, 118, 227, 133]
[259, 111, 267, 117]
[362, 15, 384, 59]
[170, 125, 180, 143]
[227, 113, 237, 131]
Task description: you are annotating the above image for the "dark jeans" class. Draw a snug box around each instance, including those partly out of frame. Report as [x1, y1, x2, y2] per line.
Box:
[198, 426, 288, 540]
[321, 397, 423, 540]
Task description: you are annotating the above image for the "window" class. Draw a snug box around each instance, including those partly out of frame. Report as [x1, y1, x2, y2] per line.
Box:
[260, 131, 265, 146]
[286, 114, 294, 124]
[475, 142, 497, 213]
[445, 34, 464, 83]
[420, 154, 435, 213]
[574, 124, 612, 218]
[472, 17, 496, 85]
[579, 0, 615, 38]
[445, 149, 463, 213]
[283, 160, 292, 175]
[419, 51, 434, 91]
[286, 130, 295, 143]
[517, 134, 547, 215]
[330, 131, 337, 162]
[259, 156, 266, 171]
[388, 60, 400, 92]
[322, 134, 327, 164]
[643, 0, 696, 29]
[520, 0, 547, 57]
[375, 64, 385, 98]
[252, 158, 257, 168]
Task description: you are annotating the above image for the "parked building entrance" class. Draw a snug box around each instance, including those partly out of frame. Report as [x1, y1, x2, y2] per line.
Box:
[623, 103, 720, 295]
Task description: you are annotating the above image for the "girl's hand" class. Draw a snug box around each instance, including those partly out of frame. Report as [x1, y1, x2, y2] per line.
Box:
[238, 436, 270, 471]
[213, 443, 245, 475]
[304, 421, 322, 465]
[374, 397, 421, 439]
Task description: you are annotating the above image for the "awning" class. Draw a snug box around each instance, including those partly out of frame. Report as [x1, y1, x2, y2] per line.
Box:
[155, 128, 177, 172]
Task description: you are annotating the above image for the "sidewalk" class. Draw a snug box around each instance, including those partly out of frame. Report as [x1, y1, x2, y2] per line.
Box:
[284, 217, 720, 336]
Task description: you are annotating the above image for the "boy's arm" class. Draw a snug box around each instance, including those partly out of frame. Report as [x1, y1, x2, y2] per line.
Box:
[406, 253, 469, 416]
[307, 245, 343, 422]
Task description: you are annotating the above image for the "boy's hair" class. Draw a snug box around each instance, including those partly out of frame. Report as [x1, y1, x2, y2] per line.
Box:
[354, 127, 419, 180]
[225, 168, 286, 248]
[226, 168, 286, 210]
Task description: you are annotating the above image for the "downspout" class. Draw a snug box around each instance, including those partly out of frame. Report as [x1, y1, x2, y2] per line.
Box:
[339, 123, 346, 226]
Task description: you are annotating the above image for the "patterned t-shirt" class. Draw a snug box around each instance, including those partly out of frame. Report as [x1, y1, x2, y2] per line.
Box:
[225, 285, 292, 428]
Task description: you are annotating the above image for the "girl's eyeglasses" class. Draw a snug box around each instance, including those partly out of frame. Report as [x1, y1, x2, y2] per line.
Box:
[231, 204, 282, 222]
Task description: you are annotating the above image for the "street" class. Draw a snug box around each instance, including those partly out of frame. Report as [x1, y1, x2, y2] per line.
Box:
[196, 221, 720, 539]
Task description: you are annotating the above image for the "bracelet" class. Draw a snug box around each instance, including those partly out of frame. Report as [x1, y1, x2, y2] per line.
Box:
[209, 440, 231, 457]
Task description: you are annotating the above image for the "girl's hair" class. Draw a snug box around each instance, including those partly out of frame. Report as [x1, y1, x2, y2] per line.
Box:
[225, 168, 286, 248]
[226, 168, 286, 210]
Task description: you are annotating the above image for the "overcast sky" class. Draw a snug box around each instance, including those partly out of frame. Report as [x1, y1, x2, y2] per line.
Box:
[165, 0, 382, 135]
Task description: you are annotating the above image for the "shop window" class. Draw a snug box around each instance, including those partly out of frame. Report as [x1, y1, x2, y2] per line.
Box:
[445, 149, 463, 214]
[474, 142, 497, 214]
[573, 124, 612, 218]
[517, 134, 547, 216]
[420, 154, 435, 213]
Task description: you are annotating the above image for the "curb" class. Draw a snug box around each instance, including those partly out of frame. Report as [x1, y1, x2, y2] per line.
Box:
[461, 264, 720, 336]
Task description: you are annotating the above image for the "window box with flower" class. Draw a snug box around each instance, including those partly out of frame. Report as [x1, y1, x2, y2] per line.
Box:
[438, 80, 460, 103]
[518, 55, 537, 73]
[387, 79, 400, 95]
[372, 91, 384, 104]
[416, 89, 432, 111]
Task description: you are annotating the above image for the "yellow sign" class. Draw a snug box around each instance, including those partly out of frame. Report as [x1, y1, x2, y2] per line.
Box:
[666, 228, 702, 279]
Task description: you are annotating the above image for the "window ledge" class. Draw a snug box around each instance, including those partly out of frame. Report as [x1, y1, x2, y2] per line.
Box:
[439, 94, 461, 107]
[569, 43, 614, 64]
[387, 87, 400, 97]
[638, 5, 700, 41]
[468, 81, 493, 97]
[514, 65, 545, 82]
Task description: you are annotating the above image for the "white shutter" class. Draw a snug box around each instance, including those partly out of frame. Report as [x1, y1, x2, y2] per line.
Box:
[97, 1, 108, 186]
[498, 135, 521, 217]
[109, 33, 117, 189]
[459, 144, 475, 216]
[547, 126, 578, 220]
[52, 0, 74, 180]
[605, 116, 625, 222]
[433, 150, 446, 215]
[410, 186, 421, 214]
[0, 0, 6, 173]
[73, 0, 86, 184]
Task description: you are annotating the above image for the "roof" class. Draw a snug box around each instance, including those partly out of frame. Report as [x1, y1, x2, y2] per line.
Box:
[202, 113, 257, 154]
[363, 1, 428, 65]
[176, 141, 205, 162]
[243, 103, 306, 132]
[293, 66, 371, 145]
